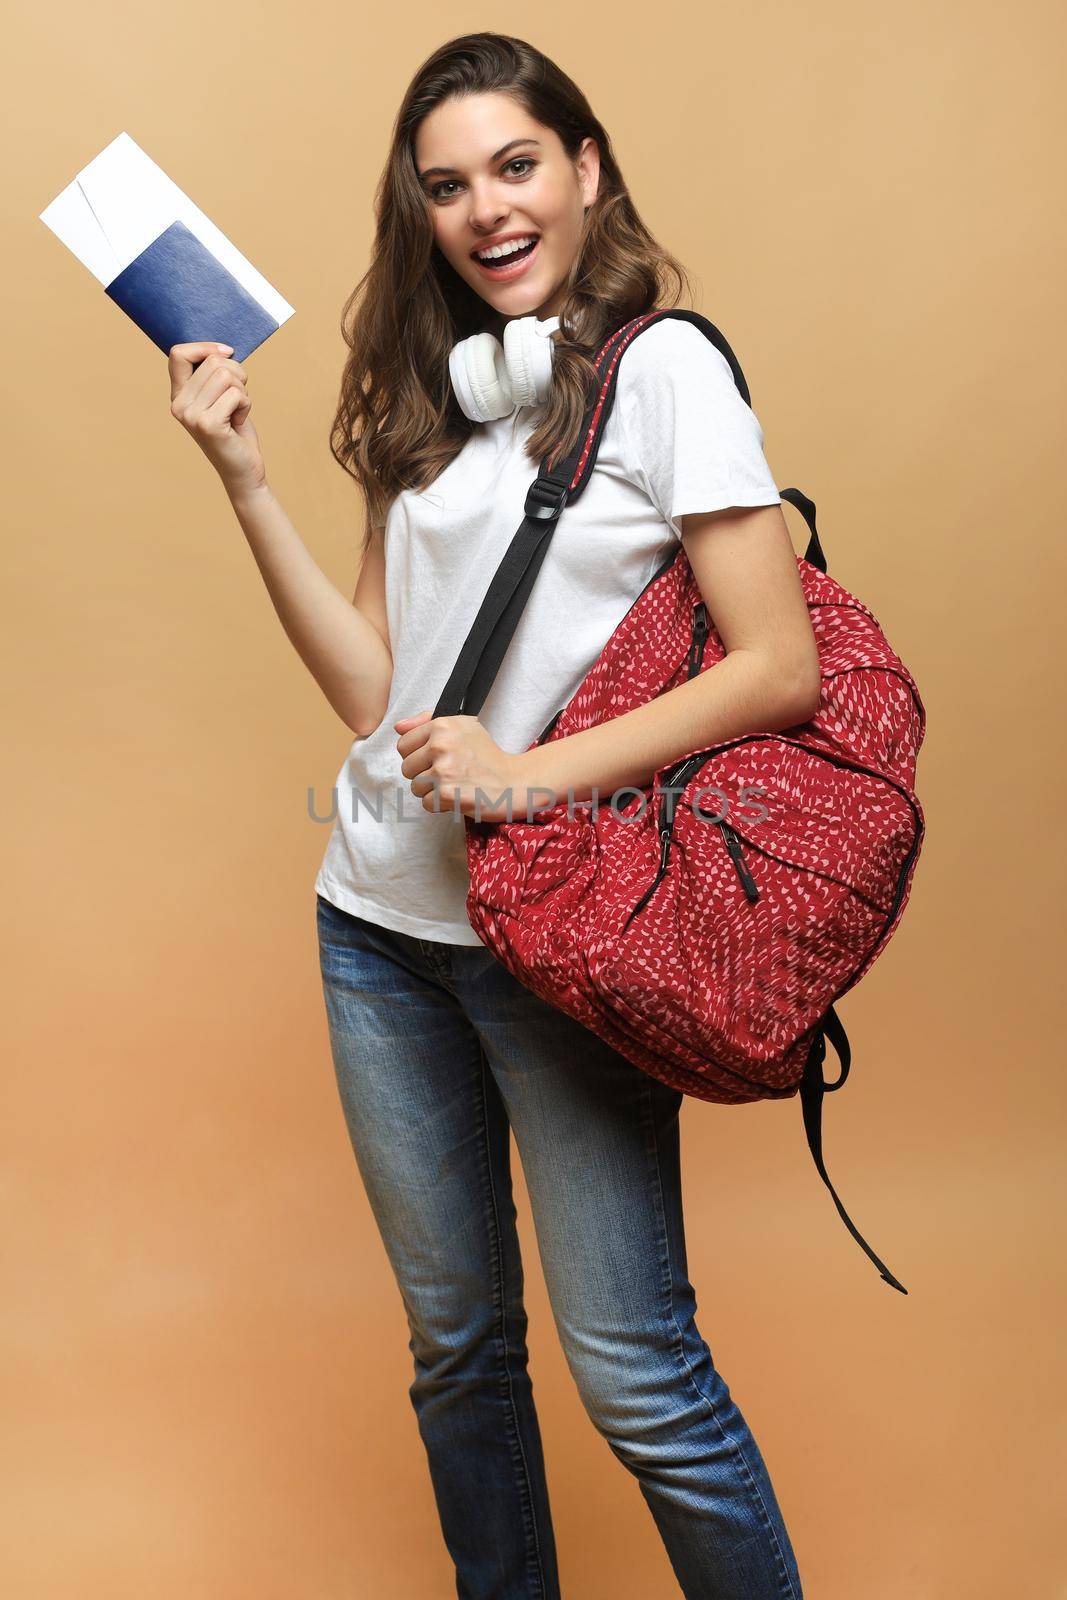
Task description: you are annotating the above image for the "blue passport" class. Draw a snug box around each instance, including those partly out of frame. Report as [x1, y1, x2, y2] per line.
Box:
[39, 131, 295, 363]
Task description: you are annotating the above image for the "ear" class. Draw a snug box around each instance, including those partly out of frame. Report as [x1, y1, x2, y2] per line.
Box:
[577, 136, 601, 209]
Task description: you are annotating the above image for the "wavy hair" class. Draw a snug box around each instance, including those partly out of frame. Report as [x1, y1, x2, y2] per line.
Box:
[330, 31, 693, 554]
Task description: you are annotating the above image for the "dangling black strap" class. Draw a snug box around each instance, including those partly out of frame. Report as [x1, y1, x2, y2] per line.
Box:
[779, 486, 827, 572]
[799, 1006, 908, 1294]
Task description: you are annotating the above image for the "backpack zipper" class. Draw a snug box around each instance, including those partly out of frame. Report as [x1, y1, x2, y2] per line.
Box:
[714, 817, 760, 901]
[625, 731, 921, 929]
[621, 803, 760, 929]
[686, 601, 709, 679]
[621, 823, 674, 931]
[541, 614, 916, 923]
[619, 601, 712, 928]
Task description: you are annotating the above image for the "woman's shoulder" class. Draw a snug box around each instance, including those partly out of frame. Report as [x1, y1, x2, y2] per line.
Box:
[613, 315, 736, 396]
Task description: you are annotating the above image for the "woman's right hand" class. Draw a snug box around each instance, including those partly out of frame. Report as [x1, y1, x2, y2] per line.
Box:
[168, 341, 267, 500]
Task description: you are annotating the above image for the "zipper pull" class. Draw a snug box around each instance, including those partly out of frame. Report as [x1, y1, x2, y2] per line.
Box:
[687, 602, 709, 679]
[621, 827, 673, 932]
[717, 820, 760, 902]
[658, 783, 681, 836]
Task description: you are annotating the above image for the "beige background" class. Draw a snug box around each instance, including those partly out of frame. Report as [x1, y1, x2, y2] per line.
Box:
[5, 2, 1065, 1596]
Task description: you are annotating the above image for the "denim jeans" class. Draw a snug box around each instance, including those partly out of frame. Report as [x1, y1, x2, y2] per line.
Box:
[316, 893, 804, 1600]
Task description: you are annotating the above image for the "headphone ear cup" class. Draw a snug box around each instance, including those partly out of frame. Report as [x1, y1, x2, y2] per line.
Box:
[448, 332, 513, 422]
[502, 316, 557, 407]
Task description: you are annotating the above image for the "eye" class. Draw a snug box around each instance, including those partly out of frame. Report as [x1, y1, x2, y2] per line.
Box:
[427, 156, 538, 203]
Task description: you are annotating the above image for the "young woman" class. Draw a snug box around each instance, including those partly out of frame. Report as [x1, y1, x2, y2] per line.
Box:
[169, 32, 817, 1600]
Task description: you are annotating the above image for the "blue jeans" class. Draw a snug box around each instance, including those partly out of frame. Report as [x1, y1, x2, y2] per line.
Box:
[316, 893, 804, 1600]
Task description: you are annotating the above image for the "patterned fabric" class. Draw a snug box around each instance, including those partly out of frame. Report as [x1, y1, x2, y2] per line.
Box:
[461, 317, 926, 1113]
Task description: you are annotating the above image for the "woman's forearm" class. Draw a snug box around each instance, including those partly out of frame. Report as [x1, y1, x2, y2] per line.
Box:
[226, 481, 392, 737]
[512, 648, 819, 809]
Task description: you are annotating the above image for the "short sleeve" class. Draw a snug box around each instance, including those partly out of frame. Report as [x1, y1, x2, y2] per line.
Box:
[615, 318, 781, 537]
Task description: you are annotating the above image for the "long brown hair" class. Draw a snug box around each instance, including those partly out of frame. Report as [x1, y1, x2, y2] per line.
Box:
[330, 31, 693, 553]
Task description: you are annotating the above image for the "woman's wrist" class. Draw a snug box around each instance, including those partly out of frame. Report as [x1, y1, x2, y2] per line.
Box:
[225, 475, 273, 513]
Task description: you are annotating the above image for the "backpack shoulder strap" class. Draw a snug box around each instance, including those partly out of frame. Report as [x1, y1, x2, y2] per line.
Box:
[548, 308, 753, 509]
[433, 309, 757, 719]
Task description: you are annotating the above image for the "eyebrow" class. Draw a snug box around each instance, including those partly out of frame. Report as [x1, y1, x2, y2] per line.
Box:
[417, 138, 542, 183]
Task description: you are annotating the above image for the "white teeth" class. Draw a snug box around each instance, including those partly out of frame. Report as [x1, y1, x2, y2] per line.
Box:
[476, 235, 537, 262]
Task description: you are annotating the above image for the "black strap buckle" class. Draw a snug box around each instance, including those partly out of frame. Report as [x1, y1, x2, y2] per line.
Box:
[524, 477, 570, 520]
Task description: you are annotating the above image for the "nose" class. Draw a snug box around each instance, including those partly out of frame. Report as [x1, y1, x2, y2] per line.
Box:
[466, 179, 510, 236]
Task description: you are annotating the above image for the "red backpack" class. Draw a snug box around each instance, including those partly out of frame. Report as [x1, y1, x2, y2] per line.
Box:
[434, 309, 927, 1295]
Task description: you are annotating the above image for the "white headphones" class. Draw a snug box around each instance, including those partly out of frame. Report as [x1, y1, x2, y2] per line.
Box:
[448, 314, 561, 422]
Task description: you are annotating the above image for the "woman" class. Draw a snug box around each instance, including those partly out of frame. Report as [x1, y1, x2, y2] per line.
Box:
[169, 31, 815, 1600]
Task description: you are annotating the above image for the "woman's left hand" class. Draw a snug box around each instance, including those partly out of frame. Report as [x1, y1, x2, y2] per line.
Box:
[394, 710, 530, 822]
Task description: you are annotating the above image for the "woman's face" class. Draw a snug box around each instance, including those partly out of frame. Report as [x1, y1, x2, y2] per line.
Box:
[415, 92, 600, 327]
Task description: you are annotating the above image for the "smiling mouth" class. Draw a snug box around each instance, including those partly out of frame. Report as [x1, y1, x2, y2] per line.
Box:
[472, 236, 542, 280]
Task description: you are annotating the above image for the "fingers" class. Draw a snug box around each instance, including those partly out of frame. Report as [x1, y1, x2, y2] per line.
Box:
[198, 381, 251, 432]
[399, 743, 434, 782]
[168, 342, 246, 403]
[393, 712, 433, 749]
[170, 348, 249, 425]
[168, 340, 232, 389]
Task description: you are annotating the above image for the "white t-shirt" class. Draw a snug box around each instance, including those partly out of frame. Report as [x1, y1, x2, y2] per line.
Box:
[314, 316, 782, 944]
